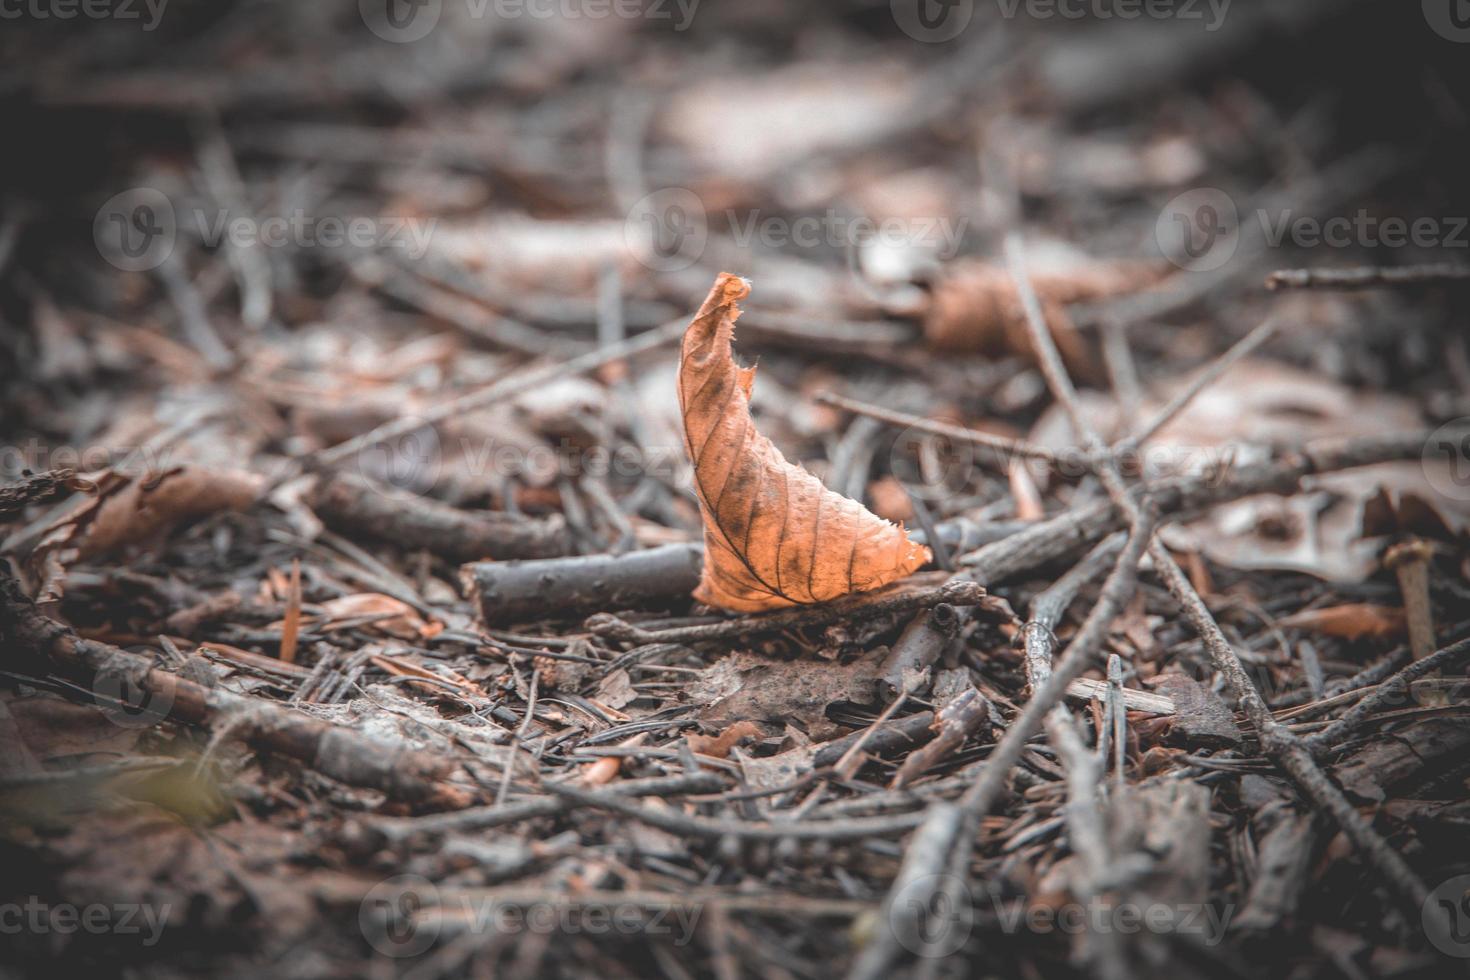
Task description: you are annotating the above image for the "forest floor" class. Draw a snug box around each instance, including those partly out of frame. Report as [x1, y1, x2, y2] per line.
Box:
[2, 2, 1470, 977]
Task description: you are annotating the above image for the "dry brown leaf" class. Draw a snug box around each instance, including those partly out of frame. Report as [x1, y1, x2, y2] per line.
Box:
[594, 668, 637, 710]
[922, 256, 1168, 376]
[1277, 603, 1406, 641]
[75, 466, 262, 559]
[690, 648, 888, 739]
[306, 593, 440, 640]
[28, 467, 260, 604]
[679, 274, 929, 612]
[686, 720, 763, 760]
[581, 755, 624, 786]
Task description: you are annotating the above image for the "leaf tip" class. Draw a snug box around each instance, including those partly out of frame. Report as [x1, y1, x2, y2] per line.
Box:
[711, 272, 752, 305]
[683, 273, 752, 366]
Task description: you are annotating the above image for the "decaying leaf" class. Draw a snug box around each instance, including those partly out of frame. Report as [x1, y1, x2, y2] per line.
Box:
[28, 467, 262, 604]
[302, 593, 441, 640]
[687, 720, 763, 760]
[679, 273, 929, 611]
[82, 467, 263, 558]
[1277, 603, 1406, 641]
[921, 255, 1169, 374]
[690, 648, 888, 738]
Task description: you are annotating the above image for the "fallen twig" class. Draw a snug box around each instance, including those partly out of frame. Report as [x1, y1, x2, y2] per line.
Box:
[0, 571, 470, 806]
[585, 578, 987, 645]
[312, 472, 574, 562]
[1266, 263, 1470, 291]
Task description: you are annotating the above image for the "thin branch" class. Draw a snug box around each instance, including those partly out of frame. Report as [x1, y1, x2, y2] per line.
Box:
[1303, 635, 1470, 755]
[311, 314, 689, 470]
[1119, 315, 1280, 449]
[816, 391, 1062, 463]
[1267, 263, 1470, 291]
[1006, 231, 1444, 940]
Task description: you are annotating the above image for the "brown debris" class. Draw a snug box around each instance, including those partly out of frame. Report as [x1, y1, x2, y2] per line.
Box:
[921, 257, 1169, 376]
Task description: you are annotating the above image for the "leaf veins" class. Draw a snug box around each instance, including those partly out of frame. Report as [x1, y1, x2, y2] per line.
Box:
[678, 273, 930, 612]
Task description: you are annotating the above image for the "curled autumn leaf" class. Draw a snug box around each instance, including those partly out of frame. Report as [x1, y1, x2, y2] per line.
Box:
[679, 273, 929, 612]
